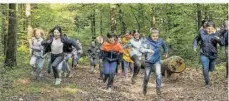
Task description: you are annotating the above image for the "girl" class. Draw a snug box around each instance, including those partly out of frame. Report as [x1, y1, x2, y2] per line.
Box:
[142, 28, 168, 96]
[42, 26, 81, 85]
[29, 28, 45, 80]
[121, 31, 134, 80]
[96, 36, 104, 79]
[101, 32, 123, 91]
[87, 41, 99, 73]
[72, 38, 83, 69]
[193, 20, 225, 88]
[123, 29, 145, 84]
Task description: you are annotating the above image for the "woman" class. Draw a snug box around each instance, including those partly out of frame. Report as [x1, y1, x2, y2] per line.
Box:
[193, 20, 225, 88]
[42, 26, 81, 85]
[101, 32, 123, 91]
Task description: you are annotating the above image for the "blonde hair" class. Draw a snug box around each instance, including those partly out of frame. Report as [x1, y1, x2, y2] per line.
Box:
[33, 28, 45, 38]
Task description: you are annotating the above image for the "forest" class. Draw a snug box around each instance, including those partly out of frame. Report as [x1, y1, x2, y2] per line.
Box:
[0, 3, 228, 101]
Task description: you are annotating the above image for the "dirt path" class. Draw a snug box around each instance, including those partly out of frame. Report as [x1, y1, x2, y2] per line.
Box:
[5, 65, 228, 101]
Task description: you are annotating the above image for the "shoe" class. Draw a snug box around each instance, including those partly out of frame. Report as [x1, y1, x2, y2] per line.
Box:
[55, 78, 61, 85]
[107, 88, 112, 92]
[131, 77, 136, 84]
[156, 88, 161, 95]
[66, 71, 71, 77]
[143, 86, 147, 96]
[204, 84, 211, 89]
[47, 69, 51, 74]
[67, 72, 73, 78]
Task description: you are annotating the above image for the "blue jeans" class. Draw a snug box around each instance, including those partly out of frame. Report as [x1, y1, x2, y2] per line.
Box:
[62, 53, 72, 72]
[200, 55, 216, 85]
[143, 62, 162, 88]
[30, 55, 45, 76]
[123, 60, 134, 78]
[51, 53, 64, 79]
[103, 59, 117, 88]
[47, 53, 52, 73]
[72, 54, 80, 66]
[89, 57, 97, 72]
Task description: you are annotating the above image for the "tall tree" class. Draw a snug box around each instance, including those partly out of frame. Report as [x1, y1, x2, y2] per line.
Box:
[117, 4, 126, 34]
[110, 4, 116, 33]
[5, 4, 17, 67]
[197, 4, 202, 30]
[91, 9, 96, 40]
[1, 4, 8, 55]
[26, 4, 33, 49]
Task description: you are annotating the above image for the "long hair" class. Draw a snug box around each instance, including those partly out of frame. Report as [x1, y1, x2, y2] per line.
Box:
[49, 25, 63, 36]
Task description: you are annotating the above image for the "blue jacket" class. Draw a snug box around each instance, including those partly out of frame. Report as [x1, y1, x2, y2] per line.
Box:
[193, 29, 225, 59]
[142, 37, 168, 64]
[42, 35, 81, 55]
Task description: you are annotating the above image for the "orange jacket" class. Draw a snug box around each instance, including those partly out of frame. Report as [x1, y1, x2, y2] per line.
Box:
[101, 41, 123, 53]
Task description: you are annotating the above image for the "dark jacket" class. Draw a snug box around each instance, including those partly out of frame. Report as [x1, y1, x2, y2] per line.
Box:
[142, 37, 168, 64]
[193, 29, 225, 59]
[41, 35, 81, 55]
[87, 46, 99, 59]
[100, 40, 123, 62]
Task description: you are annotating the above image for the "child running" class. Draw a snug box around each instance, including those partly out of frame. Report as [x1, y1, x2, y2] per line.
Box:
[29, 28, 45, 80]
[193, 20, 225, 88]
[142, 28, 168, 95]
[100, 32, 123, 92]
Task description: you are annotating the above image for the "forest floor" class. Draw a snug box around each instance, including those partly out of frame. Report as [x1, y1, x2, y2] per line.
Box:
[1, 62, 228, 101]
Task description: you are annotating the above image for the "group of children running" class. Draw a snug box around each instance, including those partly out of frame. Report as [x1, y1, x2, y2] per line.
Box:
[28, 19, 228, 96]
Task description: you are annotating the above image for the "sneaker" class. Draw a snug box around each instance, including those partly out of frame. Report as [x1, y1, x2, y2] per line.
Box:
[55, 78, 61, 85]
[204, 83, 212, 89]
[67, 71, 73, 78]
[107, 88, 112, 92]
[156, 88, 161, 95]
[47, 69, 51, 74]
[143, 86, 147, 96]
[131, 77, 136, 84]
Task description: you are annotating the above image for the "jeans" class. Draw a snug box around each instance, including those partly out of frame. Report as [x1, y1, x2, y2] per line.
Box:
[51, 53, 64, 79]
[30, 55, 45, 76]
[89, 57, 97, 72]
[131, 55, 142, 80]
[123, 60, 134, 78]
[143, 62, 162, 88]
[47, 53, 52, 73]
[62, 53, 72, 72]
[103, 59, 117, 88]
[72, 54, 80, 66]
[99, 58, 103, 78]
[225, 46, 228, 77]
[200, 55, 216, 85]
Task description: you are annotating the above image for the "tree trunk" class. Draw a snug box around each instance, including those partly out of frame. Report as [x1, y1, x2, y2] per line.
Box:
[91, 9, 96, 41]
[26, 4, 33, 48]
[117, 4, 126, 34]
[110, 4, 116, 33]
[100, 10, 103, 36]
[197, 3, 202, 30]
[1, 4, 8, 56]
[5, 4, 17, 67]
[150, 5, 156, 28]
